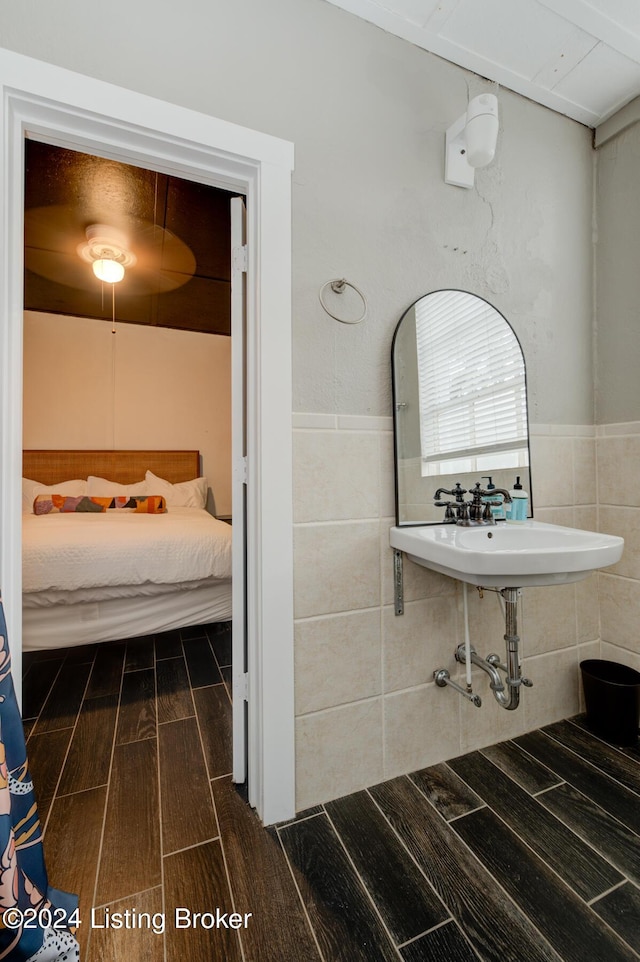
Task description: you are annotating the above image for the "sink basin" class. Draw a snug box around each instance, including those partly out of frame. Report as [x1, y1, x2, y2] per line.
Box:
[390, 520, 624, 587]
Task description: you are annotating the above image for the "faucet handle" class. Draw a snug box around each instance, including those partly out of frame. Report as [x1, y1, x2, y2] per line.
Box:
[435, 500, 457, 522]
[471, 481, 484, 500]
[450, 482, 466, 501]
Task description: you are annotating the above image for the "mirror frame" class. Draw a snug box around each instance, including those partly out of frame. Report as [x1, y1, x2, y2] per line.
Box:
[391, 289, 534, 526]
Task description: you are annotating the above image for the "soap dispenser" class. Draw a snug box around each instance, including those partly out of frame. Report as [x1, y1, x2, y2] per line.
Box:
[506, 476, 528, 523]
[481, 476, 505, 520]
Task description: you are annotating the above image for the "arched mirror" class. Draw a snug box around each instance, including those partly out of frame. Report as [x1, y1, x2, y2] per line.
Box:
[391, 290, 533, 525]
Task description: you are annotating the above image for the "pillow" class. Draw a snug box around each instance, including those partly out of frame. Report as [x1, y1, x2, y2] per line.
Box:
[33, 494, 167, 515]
[87, 475, 149, 497]
[22, 477, 87, 514]
[145, 470, 208, 509]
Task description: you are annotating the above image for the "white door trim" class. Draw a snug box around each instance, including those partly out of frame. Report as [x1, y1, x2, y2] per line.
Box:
[230, 195, 248, 783]
[0, 48, 295, 824]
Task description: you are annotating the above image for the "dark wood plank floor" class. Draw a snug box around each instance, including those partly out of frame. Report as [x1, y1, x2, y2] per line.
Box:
[23, 630, 640, 961]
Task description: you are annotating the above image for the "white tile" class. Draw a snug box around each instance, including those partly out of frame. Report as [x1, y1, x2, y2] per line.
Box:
[295, 699, 383, 810]
[465, 586, 508, 657]
[337, 414, 394, 432]
[600, 641, 640, 674]
[529, 424, 552, 436]
[533, 506, 573, 525]
[597, 435, 640, 506]
[599, 572, 640, 652]
[383, 597, 458, 693]
[578, 639, 600, 662]
[523, 648, 581, 731]
[530, 423, 594, 438]
[599, 506, 640, 580]
[379, 434, 396, 521]
[573, 437, 596, 505]
[530, 436, 574, 507]
[292, 412, 337, 429]
[520, 583, 577, 656]
[294, 609, 381, 714]
[293, 521, 381, 618]
[383, 684, 460, 779]
[574, 506, 598, 531]
[576, 573, 600, 644]
[577, 640, 601, 712]
[545, 426, 569, 438]
[460, 684, 528, 753]
[293, 430, 380, 522]
[598, 421, 640, 436]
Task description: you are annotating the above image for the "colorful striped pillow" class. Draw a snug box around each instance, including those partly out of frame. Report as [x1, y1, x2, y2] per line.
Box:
[33, 494, 167, 515]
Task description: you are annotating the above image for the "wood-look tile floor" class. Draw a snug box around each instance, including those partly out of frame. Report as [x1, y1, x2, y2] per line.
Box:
[23, 628, 640, 961]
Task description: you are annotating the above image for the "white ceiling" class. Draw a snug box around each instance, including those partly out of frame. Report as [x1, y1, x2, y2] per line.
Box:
[325, 0, 640, 126]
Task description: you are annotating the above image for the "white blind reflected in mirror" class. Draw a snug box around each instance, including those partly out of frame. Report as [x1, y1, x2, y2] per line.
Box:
[415, 291, 527, 473]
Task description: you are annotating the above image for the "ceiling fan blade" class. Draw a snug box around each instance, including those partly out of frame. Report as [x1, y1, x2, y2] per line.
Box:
[131, 226, 197, 279]
[25, 248, 97, 291]
[117, 268, 196, 296]
[24, 205, 197, 294]
[24, 207, 87, 256]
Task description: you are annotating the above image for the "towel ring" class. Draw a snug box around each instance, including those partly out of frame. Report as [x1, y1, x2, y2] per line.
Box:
[319, 278, 367, 324]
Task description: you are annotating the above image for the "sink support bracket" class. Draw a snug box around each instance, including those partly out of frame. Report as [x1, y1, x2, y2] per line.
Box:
[393, 550, 404, 615]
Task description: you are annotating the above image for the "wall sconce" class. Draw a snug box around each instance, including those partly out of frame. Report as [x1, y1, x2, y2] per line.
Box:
[445, 93, 499, 189]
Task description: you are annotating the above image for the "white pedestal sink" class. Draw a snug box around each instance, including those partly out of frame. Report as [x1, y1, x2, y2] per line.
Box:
[390, 520, 624, 587]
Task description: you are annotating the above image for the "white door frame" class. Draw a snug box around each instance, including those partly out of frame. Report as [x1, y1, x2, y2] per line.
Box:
[0, 48, 295, 825]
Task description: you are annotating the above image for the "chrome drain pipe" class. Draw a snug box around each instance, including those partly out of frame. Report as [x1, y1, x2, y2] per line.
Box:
[454, 587, 532, 711]
[456, 643, 505, 693]
[496, 586, 530, 710]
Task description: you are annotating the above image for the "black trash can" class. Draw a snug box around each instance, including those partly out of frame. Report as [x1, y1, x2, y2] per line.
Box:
[580, 659, 640, 746]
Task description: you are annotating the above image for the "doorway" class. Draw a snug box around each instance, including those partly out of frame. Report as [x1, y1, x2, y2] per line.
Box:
[0, 48, 295, 824]
[22, 139, 241, 778]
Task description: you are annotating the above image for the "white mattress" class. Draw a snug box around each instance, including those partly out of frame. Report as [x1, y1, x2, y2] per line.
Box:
[22, 577, 225, 607]
[22, 580, 232, 650]
[23, 506, 232, 595]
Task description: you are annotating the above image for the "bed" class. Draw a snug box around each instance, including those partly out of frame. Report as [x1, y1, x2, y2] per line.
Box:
[22, 450, 232, 650]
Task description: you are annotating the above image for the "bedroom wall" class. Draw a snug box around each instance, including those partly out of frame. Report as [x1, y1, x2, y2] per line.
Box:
[22, 312, 232, 516]
[2, 0, 596, 811]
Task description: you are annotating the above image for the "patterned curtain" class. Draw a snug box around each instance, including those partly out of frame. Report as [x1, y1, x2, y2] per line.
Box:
[0, 600, 79, 961]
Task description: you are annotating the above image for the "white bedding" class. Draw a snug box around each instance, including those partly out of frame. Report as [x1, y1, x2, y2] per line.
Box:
[22, 581, 232, 650]
[23, 506, 232, 596]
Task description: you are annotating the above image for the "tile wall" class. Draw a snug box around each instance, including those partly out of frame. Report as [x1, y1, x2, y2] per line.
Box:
[596, 422, 640, 673]
[293, 415, 602, 811]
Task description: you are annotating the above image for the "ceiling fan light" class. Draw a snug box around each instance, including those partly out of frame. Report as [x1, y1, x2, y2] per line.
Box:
[93, 258, 125, 283]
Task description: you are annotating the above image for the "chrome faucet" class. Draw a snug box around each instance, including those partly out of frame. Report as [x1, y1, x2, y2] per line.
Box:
[434, 480, 512, 525]
[434, 483, 467, 502]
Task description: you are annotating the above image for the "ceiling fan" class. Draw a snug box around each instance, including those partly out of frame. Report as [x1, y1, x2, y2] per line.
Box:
[24, 205, 197, 297]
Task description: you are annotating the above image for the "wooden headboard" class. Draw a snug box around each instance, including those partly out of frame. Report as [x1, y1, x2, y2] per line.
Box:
[23, 450, 201, 485]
